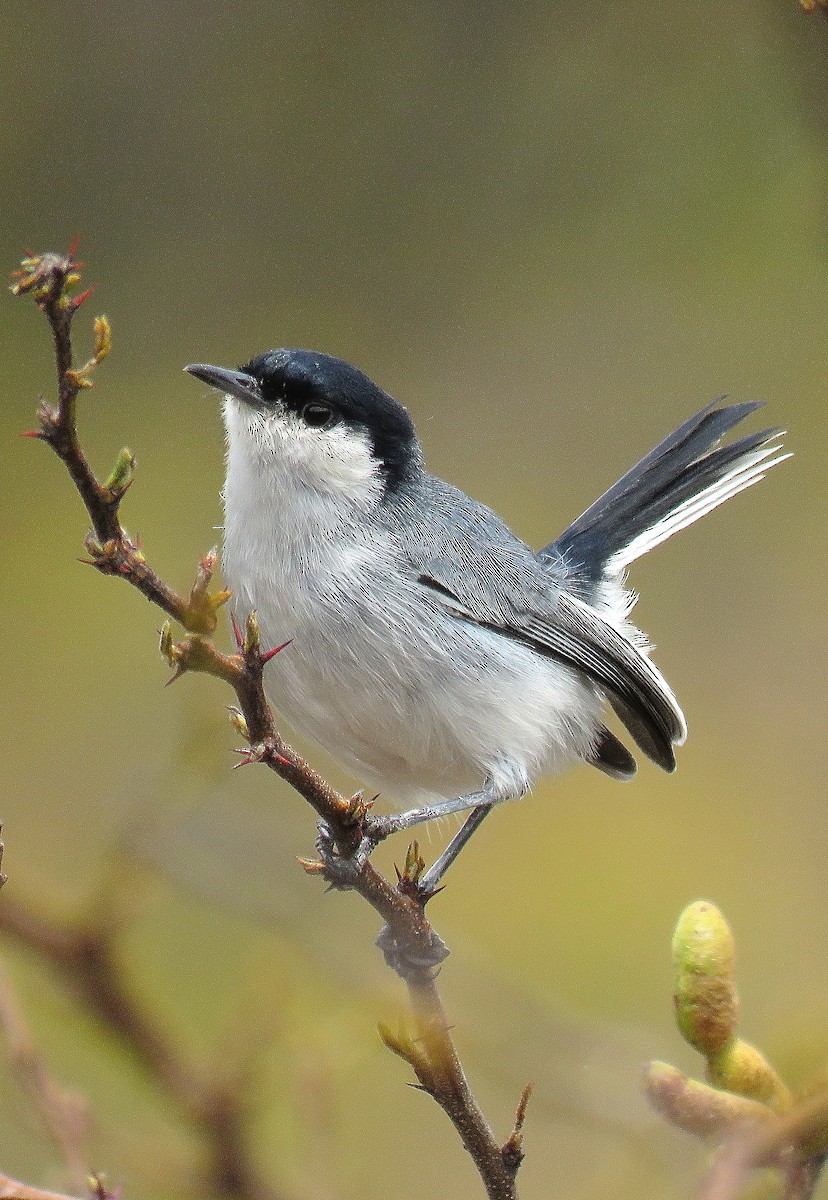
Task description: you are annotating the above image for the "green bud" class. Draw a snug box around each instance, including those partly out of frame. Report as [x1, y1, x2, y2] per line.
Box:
[378, 1021, 413, 1060]
[243, 610, 261, 655]
[644, 1061, 775, 1142]
[104, 448, 135, 499]
[82, 532, 117, 561]
[673, 900, 738, 1055]
[228, 706, 249, 740]
[377, 1020, 432, 1085]
[159, 621, 176, 666]
[708, 1039, 791, 1112]
[93, 314, 112, 363]
[402, 841, 426, 886]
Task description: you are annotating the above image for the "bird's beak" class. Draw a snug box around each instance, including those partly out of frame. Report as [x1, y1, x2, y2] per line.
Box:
[185, 363, 263, 409]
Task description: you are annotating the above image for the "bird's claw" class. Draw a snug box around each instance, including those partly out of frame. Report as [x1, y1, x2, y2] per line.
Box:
[313, 824, 450, 979]
[314, 820, 378, 890]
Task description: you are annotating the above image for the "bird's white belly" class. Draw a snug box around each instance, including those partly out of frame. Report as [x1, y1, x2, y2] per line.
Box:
[225, 536, 602, 808]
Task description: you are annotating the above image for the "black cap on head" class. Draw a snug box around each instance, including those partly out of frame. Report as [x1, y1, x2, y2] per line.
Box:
[239, 349, 419, 489]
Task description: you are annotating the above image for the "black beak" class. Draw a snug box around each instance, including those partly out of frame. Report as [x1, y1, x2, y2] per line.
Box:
[185, 363, 263, 408]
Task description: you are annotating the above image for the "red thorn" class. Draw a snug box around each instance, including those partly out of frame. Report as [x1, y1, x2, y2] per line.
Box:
[68, 234, 82, 260]
[423, 884, 446, 901]
[69, 285, 95, 310]
[19, 429, 43, 439]
[260, 638, 292, 664]
[231, 613, 243, 650]
[164, 667, 184, 687]
[231, 746, 268, 768]
[230, 744, 289, 769]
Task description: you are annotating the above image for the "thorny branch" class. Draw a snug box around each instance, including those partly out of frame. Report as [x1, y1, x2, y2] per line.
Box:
[10, 247, 529, 1200]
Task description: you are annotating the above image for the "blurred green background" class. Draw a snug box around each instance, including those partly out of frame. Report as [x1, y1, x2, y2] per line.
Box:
[2, 2, 827, 1197]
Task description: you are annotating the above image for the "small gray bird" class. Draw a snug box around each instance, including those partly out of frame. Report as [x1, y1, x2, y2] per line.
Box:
[186, 351, 786, 888]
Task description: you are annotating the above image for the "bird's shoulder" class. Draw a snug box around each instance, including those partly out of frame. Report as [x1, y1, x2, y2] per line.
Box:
[380, 471, 563, 623]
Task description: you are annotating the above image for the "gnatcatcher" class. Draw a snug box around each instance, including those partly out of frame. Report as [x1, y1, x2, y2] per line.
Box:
[187, 350, 786, 890]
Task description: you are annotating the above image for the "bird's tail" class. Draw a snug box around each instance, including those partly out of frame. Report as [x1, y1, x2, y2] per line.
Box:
[541, 400, 788, 585]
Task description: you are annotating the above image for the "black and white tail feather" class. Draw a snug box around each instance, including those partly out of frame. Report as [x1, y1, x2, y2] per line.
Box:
[546, 400, 785, 584]
[541, 400, 788, 779]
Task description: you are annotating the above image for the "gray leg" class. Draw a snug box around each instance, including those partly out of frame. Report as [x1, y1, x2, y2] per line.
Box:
[417, 804, 494, 894]
[315, 781, 511, 891]
[367, 782, 501, 842]
[373, 800, 498, 980]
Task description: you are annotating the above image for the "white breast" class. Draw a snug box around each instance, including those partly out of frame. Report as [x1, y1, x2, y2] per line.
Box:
[222, 402, 603, 807]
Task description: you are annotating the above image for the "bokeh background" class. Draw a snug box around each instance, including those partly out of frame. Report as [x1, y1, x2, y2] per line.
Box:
[2, 2, 827, 1197]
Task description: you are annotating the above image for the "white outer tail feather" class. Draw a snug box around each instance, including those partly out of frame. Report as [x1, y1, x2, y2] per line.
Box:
[607, 441, 790, 576]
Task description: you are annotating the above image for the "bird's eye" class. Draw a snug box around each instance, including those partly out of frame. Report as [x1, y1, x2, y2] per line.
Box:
[300, 401, 339, 429]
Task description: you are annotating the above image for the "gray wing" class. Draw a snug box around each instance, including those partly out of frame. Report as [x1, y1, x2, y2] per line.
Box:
[388, 476, 685, 772]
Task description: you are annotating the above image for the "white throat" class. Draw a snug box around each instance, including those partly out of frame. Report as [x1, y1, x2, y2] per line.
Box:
[220, 395, 386, 619]
[222, 396, 382, 525]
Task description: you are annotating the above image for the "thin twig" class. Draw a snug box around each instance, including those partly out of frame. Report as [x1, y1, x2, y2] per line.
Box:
[11, 247, 525, 1200]
[407, 975, 522, 1199]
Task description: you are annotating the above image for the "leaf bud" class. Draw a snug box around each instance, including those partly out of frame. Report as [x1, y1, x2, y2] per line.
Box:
[93, 314, 112, 362]
[673, 901, 737, 1056]
[104, 448, 135, 500]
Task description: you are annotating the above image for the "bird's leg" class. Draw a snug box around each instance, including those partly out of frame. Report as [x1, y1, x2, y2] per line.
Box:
[314, 782, 508, 890]
[366, 782, 504, 842]
[375, 920, 450, 981]
[375, 801, 498, 980]
[416, 804, 494, 894]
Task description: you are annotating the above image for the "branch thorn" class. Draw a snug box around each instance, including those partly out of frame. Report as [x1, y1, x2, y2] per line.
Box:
[297, 857, 326, 875]
[69, 286, 95, 311]
[260, 639, 292, 664]
[231, 613, 244, 650]
[502, 1082, 533, 1171]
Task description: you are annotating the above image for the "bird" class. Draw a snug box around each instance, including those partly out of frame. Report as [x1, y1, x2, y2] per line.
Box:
[186, 350, 786, 889]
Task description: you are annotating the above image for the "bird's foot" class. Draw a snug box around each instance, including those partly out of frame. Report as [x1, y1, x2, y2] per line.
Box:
[305, 826, 451, 979]
[307, 819, 380, 890]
